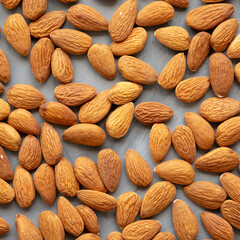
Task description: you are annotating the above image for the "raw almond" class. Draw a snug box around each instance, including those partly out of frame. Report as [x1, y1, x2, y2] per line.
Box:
[1, 0, 21, 9]
[118, 56, 158, 85]
[0, 83, 5, 95]
[13, 165, 35, 208]
[0, 98, 10, 121]
[22, 0, 47, 20]
[154, 26, 191, 51]
[62, 124, 106, 146]
[185, 4, 234, 30]
[0, 217, 10, 235]
[135, 102, 174, 125]
[187, 32, 211, 72]
[67, 4, 108, 31]
[125, 149, 152, 187]
[140, 181, 176, 218]
[183, 181, 227, 209]
[136, 1, 174, 27]
[30, 38, 55, 83]
[0, 49, 10, 83]
[163, 0, 189, 8]
[88, 44, 116, 79]
[34, 163, 56, 205]
[172, 199, 199, 240]
[110, 27, 147, 56]
[4, 14, 31, 56]
[152, 232, 175, 240]
[107, 231, 123, 240]
[235, 62, 240, 83]
[227, 33, 240, 58]
[76, 234, 101, 240]
[39, 101, 77, 126]
[158, 53, 186, 90]
[55, 157, 79, 197]
[108, 0, 137, 42]
[8, 109, 40, 135]
[149, 123, 171, 163]
[77, 190, 117, 212]
[0, 146, 13, 181]
[0, 178, 15, 204]
[29, 11, 66, 38]
[50, 29, 92, 55]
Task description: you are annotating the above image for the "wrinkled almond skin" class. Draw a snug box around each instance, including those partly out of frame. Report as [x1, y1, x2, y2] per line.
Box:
[152, 232, 175, 240]
[13, 165, 35, 208]
[4, 14, 31, 56]
[107, 231, 123, 240]
[140, 181, 176, 218]
[1, 0, 21, 9]
[235, 62, 240, 83]
[74, 156, 107, 192]
[185, 4, 234, 31]
[22, 0, 47, 20]
[184, 181, 227, 209]
[110, 27, 147, 56]
[125, 149, 152, 187]
[29, 11, 66, 38]
[0, 217, 10, 235]
[0, 83, 5, 95]
[55, 157, 79, 197]
[172, 199, 199, 240]
[163, 0, 189, 8]
[7, 84, 46, 109]
[158, 53, 186, 90]
[155, 26, 191, 51]
[0, 98, 10, 121]
[76, 233, 101, 240]
[34, 163, 56, 205]
[227, 33, 240, 58]
[77, 190, 117, 212]
[116, 191, 141, 229]
[0, 178, 15, 205]
[67, 4, 108, 31]
[149, 123, 171, 163]
[0, 49, 10, 83]
[0, 146, 13, 181]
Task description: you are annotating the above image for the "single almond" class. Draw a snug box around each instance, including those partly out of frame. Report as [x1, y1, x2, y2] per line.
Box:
[0, 217, 10, 235]
[152, 232, 175, 240]
[107, 231, 123, 240]
[76, 233, 101, 240]
[227, 33, 240, 58]
[235, 62, 240, 83]
[0, 49, 10, 83]
[1, 0, 21, 9]
[163, 0, 189, 8]
[0, 98, 10, 121]
[22, 0, 47, 20]
[0, 83, 5, 95]
[0, 178, 15, 205]
[0, 146, 13, 181]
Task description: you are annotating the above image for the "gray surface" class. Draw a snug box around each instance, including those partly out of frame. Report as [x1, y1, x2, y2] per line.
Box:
[0, 0, 240, 239]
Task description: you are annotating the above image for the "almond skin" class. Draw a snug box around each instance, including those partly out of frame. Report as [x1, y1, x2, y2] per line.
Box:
[152, 232, 175, 240]
[39, 101, 77, 126]
[22, 0, 47, 20]
[185, 4, 234, 30]
[0, 98, 10, 121]
[140, 181, 176, 218]
[235, 62, 240, 83]
[0, 217, 10, 235]
[0, 49, 10, 83]
[125, 149, 152, 187]
[116, 191, 141, 229]
[76, 234, 101, 240]
[0, 178, 15, 205]
[107, 232, 123, 240]
[55, 83, 97, 107]
[136, 1, 174, 27]
[227, 33, 240, 58]
[183, 181, 227, 209]
[0, 146, 13, 181]
[149, 123, 171, 163]
[67, 4, 108, 31]
[1, 0, 21, 9]
[0, 83, 5, 95]
[163, 0, 189, 8]
[118, 56, 158, 85]
[4, 14, 31, 56]
[158, 53, 186, 90]
[155, 26, 191, 51]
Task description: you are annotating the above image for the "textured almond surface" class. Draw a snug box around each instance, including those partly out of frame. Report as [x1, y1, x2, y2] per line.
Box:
[76, 233, 101, 240]
[227, 33, 240, 58]
[0, 146, 13, 181]
[0, 83, 5, 95]
[0, 49, 10, 83]
[107, 231, 123, 240]
[0, 98, 10, 121]
[163, 0, 189, 8]
[0, 217, 10, 235]
[0, 178, 15, 205]
[152, 232, 175, 240]
[1, 0, 21, 9]
[235, 62, 240, 83]
[22, 0, 47, 20]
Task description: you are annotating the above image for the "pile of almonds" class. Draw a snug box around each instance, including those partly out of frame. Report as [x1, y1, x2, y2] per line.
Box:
[0, 0, 240, 239]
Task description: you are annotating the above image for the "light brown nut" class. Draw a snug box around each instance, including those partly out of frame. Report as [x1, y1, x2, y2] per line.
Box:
[0, 98, 10, 121]
[0, 83, 5, 95]
[0, 178, 15, 205]
[152, 232, 175, 240]
[227, 33, 240, 58]
[0, 217, 10, 235]
[1, 0, 21, 9]
[0, 146, 13, 181]
[76, 233, 101, 240]
[235, 62, 240, 83]
[22, 0, 47, 20]
[0, 49, 10, 83]
[107, 231, 123, 240]
[162, 0, 189, 8]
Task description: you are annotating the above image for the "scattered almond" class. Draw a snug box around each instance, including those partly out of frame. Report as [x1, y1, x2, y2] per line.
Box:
[107, 231, 123, 240]
[22, 0, 47, 20]
[0, 98, 10, 121]
[0, 146, 13, 181]
[234, 62, 240, 83]
[1, 0, 21, 9]
[0, 49, 10, 83]
[152, 232, 175, 240]
[227, 33, 240, 58]
[76, 233, 101, 240]
[0, 178, 15, 205]
[0, 217, 10, 235]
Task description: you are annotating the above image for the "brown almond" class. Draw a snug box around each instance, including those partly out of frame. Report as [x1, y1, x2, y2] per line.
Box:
[0, 217, 10, 235]
[163, 0, 189, 8]
[22, 0, 47, 20]
[227, 33, 240, 58]
[107, 231, 123, 240]
[58, 0, 77, 3]
[0, 83, 5, 95]
[0, 146, 13, 181]
[0, 98, 10, 121]
[152, 232, 175, 240]
[235, 62, 240, 83]
[0, 49, 10, 83]
[76, 233, 101, 240]
[1, 0, 21, 9]
[0, 178, 15, 205]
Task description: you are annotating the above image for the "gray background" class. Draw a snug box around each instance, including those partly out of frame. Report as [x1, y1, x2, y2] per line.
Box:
[0, 0, 240, 239]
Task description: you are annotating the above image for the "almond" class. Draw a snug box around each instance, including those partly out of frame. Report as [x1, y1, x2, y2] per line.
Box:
[158, 53, 186, 90]
[0, 217, 10, 235]
[163, 0, 189, 8]
[0, 178, 15, 204]
[76, 234, 101, 240]
[30, 38, 55, 83]
[154, 159, 195, 185]
[140, 181, 176, 218]
[154, 26, 191, 51]
[7, 84, 46, 109]
[107, 232, 123, 240]
[110, 27, 147, 56]
[136, 1, 174, 26]
[152, 232, 175, 240]
[0, 49, 10, 83]
[0, 146, 13, 181]
[187, 32, 211, 72]
[227, 33, 240, 58]
[108, 0, 137, 42]
[18, 135, 42, 170]
[88, 44, 116, 79]
[58, 196, 84, 236]
[55, 157, 79, 197]
[77, 190, 117, 212]
[185, 4, 234, 30]
[0, 83, 5, 95]
[58, 0, 77, 2]
[199, 97, 240, 122]
[62, 124, 106, 146]
[201, 211, 234, 240]
[0, 98, 10, 121]
[118, 56, 158, 85]
[235, 62, 240, 83]
[29, 11, 66, 38]
[50, 29, 92, 55]
[34, 163, 56, 205]
[74, 156, 107, 192]
[175, 77, 210, 103]
[39, 101, 77, 126]
[172, 199, 199, 240]
[135, 102, 174, 125]
[1, 0, 21, 9]
[125, 149, 152, 187]
[116, 191, 141, 229]
[149, 123, 171, 163]
[67, 4, 108, 31]
[122, 220, 161, 240]
[4, 14, 31, 56]
[13, 165, 35, 208]
[183, 181, 227, 209]
[8, 109, 40, 135]
[22, 0, 47, 20]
